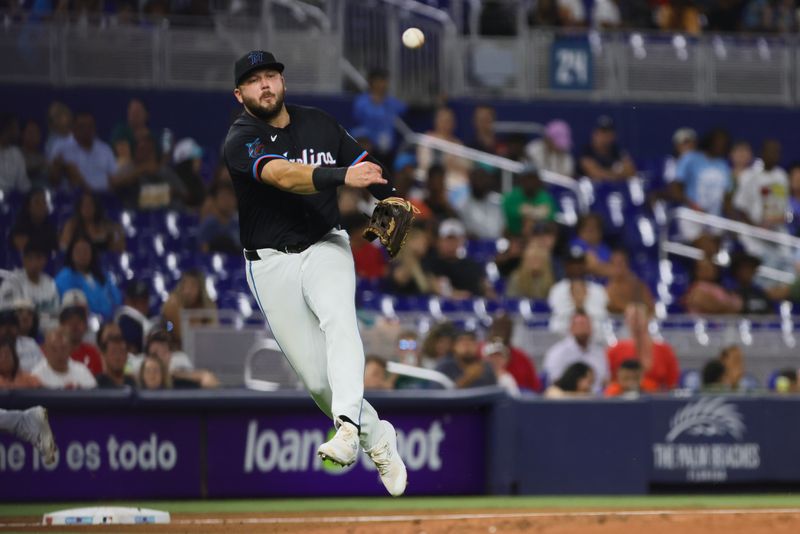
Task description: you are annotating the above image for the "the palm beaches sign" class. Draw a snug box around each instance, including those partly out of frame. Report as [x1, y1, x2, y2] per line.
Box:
[652, 397, 761, 482]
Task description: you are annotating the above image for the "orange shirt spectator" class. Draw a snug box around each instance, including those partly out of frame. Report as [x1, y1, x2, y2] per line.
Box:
[608, 339, 679, 392]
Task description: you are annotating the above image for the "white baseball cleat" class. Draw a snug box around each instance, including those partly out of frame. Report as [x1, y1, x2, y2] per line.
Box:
[17, 407, 57, 466]
[366, 420, 408, 497]
[317, 418, 359, 466]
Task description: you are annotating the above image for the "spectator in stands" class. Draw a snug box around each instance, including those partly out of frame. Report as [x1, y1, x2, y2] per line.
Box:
[0, 336, 42, 389]
[729, 139, 754, 192]
[364, 355, 393, 390]
[343, 213, 387, 281]
[110, 98, 150, 166]
[544, 362, 595, 398]
[419, 322, 457, 369]
[528, 0, 562, 26]
[606, 250, 654, 314]
[0, 301, 44, 372]
[683, 257, 742, 314]
[416, 106, 470, 186]
[336, 185, 367, 218]
[468, 105, 502, 155]
[9, 187, 58, 255]
[502, 165, 557, 237]
[95, 322, 135, 388]
[481, 339, 520, 397]
[198, 181, 240, 254]
[0, 113, 31, 194]
[544, 311, 608, 393]
[425, 164, 459, 221]
[487, 313, 542, 393]
[604, 359, 642, 398]
[789, 163, 800, 236]
[506, 242, 555, 300]
[20, 119, 47, 188]
[386, 223, 433, 295]
[593, 0, 622, 28]
[172, 137, 207, 210]
[655, 0, 702, 34]
[392, 154, 432, 219]
[160, 270, 217, 347]
[672, 128, 735, 252]
[59, 191, 126, 253]
[608, 302, 680, 392]
[391, 330, 431, 389]
[116, 279, 152, 358]
[734, 139, 791, 270]
[13, 298, 40, 342]
[774, 368, 799, 394]
[49, 111, 117, 191]
[424, 219, 494, 299]
[720, 344, 746, 389]
[744, 0, 796, 33]
[458, 167, 505, 239]
[138, 355, 171, 390]
[569, 214, 613, 279]
[0, 241, 59, 318]
[59, 290, 103, 375]
[729, 253, 772, 314]
[548, 249, 609, 336]
[55, 235, 122, 320]
[353, 68, 406, 165]
[32, 327, 97, 389]
[558, 0, 587, 26]
[111, 131, 185, 210]
[525, 120, 574, 177]
[145, 330, 218, 388]
[44, 102, 73, 160]
[435, 329, 496, 388]
[662, 128, 697, 184]
[701, 359, 728, 392]
[579, 116, 637, 182]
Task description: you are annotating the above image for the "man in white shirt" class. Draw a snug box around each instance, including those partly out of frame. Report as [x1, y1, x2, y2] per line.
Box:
[456, 167, 505, 239]
[733, 139, 792, 271]
[548, 249, 608, 338]
[49, 112, 117, 191]
[543, 311, 608, 393]
[0, 242, 60, 318]
[558, 0, 586, 25]
[0, 113, 31, 193]
[32, 327, 97, 390]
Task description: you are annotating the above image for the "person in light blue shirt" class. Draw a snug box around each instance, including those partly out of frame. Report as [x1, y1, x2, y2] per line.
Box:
[352, 69, 407, 163]
[55, 235, 122, 321]
[671, 128, 736, 250]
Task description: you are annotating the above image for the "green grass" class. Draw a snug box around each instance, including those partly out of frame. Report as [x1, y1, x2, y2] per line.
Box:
[2, 495, 800, 518]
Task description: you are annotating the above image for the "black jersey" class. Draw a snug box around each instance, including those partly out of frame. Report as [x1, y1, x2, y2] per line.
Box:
[223, 104, 394, 251]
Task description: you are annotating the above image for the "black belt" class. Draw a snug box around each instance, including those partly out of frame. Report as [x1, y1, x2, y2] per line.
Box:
[245, 242, 312, 260]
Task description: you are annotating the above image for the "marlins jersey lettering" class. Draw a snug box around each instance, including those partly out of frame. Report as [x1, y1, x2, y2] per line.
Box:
[223, 104, 391, 250]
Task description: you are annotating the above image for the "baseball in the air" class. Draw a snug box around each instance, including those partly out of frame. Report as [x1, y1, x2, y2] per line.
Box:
[402, 27, 425, 49]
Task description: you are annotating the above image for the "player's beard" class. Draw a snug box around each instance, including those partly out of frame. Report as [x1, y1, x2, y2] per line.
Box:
[243, 85, 286, 122]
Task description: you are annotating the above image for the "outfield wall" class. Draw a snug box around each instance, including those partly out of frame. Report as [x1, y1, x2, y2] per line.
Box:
[1, 389, 799, 500]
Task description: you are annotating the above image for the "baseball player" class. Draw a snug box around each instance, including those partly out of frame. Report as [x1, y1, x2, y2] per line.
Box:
[223, 51, 407, 496]
[0, 407, 57, 465]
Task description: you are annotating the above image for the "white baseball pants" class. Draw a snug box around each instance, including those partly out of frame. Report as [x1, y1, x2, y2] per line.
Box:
[244, 228, 384, 450]
[0, 409, 21, 434]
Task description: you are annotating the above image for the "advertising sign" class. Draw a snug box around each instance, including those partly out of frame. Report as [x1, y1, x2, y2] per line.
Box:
[206, 411, 486, 496]
[0, 413, 202, 500]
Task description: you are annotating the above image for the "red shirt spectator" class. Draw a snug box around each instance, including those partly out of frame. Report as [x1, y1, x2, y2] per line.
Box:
[352, 241, 387, 279]
[608, 340, 679, 392]
[71, 342, 103, 375]
[506, 346, 541, 393]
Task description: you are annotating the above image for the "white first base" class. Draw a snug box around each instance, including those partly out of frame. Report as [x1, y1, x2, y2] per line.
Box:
[43, 507, 170, 526]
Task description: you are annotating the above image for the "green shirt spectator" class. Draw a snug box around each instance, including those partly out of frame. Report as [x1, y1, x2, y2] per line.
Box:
[502, 165, 557, 235]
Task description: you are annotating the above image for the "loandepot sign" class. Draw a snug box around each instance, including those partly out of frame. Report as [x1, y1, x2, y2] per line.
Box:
[652, 397, 761, 482]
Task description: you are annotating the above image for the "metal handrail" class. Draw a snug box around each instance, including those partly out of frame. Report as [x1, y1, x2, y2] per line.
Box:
[673, 207, 800, 249]
[386, 361, 455, 389]
[662, 241, 796, 285]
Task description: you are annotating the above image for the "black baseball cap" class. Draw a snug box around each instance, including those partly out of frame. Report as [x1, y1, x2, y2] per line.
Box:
[595, 115, 615, 131]
[234, 50, 284, 87]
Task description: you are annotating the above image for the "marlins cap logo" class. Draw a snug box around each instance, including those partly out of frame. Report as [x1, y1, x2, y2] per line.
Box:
[248, 51, 263, 65]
